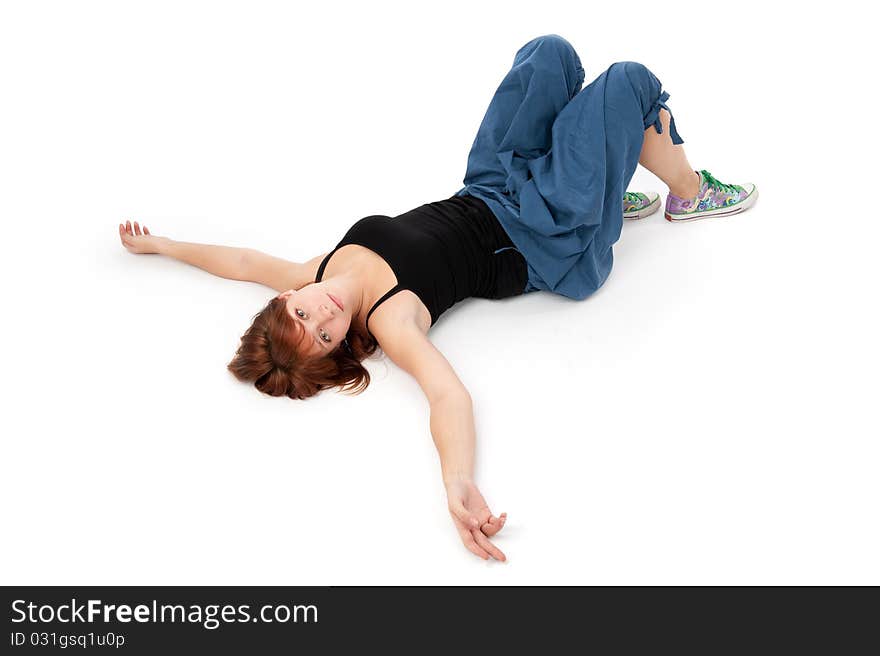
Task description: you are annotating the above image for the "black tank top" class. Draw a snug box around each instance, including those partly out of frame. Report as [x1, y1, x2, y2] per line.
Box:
[315, 193, 527, 336]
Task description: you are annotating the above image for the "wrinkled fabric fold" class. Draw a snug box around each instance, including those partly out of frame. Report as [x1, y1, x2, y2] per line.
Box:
[455, 35, 685, 299]
[643, 90, 684, 145]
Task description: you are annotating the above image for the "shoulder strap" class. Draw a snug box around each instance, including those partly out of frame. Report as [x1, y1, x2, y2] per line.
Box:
[314, 249, 338, 283]
[366, 284, 404, 334]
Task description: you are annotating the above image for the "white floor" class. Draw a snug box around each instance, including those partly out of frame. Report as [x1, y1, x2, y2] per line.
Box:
[1, 1, 876, 585]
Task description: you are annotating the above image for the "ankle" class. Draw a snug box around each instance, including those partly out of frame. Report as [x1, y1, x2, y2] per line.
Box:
[669, 171, 701, 199]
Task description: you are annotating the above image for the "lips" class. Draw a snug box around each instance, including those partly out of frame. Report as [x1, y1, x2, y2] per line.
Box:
[328, 293, 344, 312]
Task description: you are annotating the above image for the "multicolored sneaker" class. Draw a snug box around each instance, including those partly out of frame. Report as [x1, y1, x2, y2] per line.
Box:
[665, 169, 758, 222]
[623, 191, 661, 220]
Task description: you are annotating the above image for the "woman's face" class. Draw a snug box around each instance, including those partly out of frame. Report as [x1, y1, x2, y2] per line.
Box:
[278, 285, 351, 358]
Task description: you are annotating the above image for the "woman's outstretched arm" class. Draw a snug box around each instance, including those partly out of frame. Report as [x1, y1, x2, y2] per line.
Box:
[377, 319, 509, 562]
[431, 395, 508, 562]
[118, 219, 317, 291]
[119, 219, 251, 281]
[160, 239, 252, 281]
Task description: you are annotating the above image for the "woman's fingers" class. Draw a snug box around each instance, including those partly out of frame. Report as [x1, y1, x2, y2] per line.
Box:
[120, 220, 151, 237]
[119, 220, 152, 253]
[472, 528, 506, 562]
[450, 508, 506, 562]
[481, 512, 507, 537]
[454, 523, 491, 560]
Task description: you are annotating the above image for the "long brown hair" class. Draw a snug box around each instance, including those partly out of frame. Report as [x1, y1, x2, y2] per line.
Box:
[227, 296, 378, 400]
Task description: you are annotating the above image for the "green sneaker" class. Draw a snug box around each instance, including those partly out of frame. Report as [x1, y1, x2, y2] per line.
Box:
[623, 191, 661, 220]
[664, 169, 758, 222]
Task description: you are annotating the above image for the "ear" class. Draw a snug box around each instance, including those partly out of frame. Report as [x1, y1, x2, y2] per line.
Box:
[277, 289, 294, 300]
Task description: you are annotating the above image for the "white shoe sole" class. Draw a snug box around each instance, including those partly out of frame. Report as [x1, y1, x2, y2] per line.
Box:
[623, 193, 661, 220]
[665, 184, 758, 222]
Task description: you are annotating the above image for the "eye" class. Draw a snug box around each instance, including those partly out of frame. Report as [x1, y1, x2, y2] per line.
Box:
[295, 308, 332, 344]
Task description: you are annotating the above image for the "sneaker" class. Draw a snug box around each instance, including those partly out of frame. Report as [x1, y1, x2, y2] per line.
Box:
[623, 191, 661, 220]
[665, 169, 758, 222]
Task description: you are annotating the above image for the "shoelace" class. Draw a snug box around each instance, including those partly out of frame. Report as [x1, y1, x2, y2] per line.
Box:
[699, 169, 743, 194]
[623, 191, 643, 205]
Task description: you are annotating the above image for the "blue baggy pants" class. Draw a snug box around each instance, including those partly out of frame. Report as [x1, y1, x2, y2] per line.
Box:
[454, 34, 683, 299]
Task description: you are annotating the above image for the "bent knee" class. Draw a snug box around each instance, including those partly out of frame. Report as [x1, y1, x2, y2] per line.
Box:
[608, 60, 660, 93]
[522, 33, 577, 59]
[533, 33, 574, 50]
[611, 60, 651, 78]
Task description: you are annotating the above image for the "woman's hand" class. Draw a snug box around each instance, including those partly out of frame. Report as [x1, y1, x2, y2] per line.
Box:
[445, 478, 508, 562]
[118, 219, 168, 254]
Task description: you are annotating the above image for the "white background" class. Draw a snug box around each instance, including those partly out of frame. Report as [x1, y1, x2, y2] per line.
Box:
[1, 0, 877, 585]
